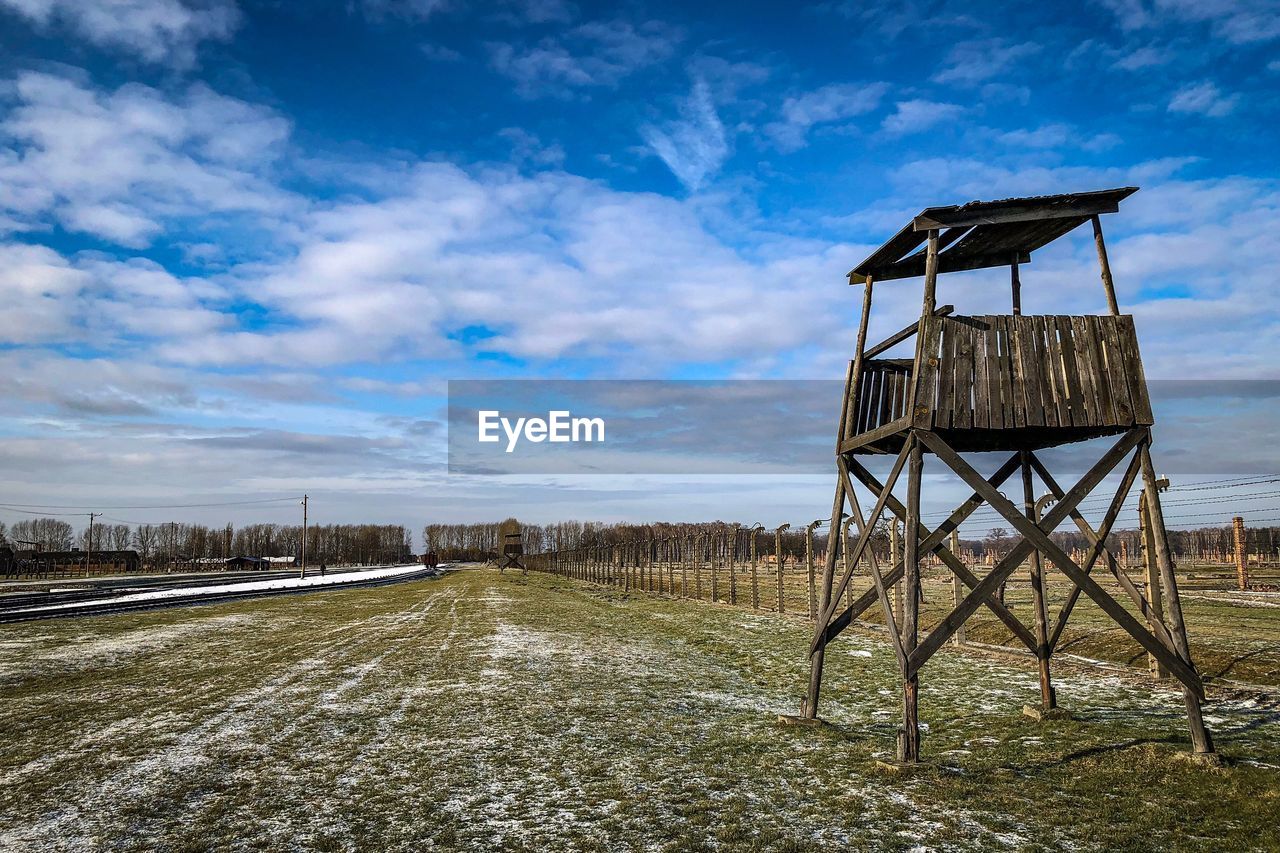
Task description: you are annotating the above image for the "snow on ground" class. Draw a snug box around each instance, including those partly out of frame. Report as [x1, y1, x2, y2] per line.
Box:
[9, 563, 437, 615]
[1, 568, 1278, 851]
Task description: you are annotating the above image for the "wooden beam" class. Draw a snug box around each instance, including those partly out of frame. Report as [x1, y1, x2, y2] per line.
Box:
[864, 251, 1031, 283]
[843, 276, 876, 439]
[848, 453, 1039, 654]
[1040, 449, 1144, 649]
[837, 457, 907, 669]
[900, 438, 923, 763]
[817, 438, 913, 629]
[815, 453, 1027, 652]
[1010, 257, 1022, 315]
[839, 415, 912, 454]
[1022, 450, 1055, 710]
[1029, 451, 1173, 651]
[805, 364, 854, 718]
[1091, 214, 1121, 315]
[912, 192, 1131, 231]
[902, 428, 1143, 670]
[915, 430, 1203, 695]
[1139, 437, 1215, 753]
[863, 305, 954, 360]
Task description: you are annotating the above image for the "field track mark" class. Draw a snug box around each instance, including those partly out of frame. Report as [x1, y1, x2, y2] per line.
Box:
[0, 580, 454, 850]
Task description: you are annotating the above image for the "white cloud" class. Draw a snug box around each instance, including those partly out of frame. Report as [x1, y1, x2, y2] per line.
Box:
[0, 71, 295, 247]
[138, 158, 858, 371]
[499, 127, 566, 168]
[640, 77, 728, 192]
[880, 100, 963, 136]
[684, 55, 771, 101]
[1112, 44, 1175, 70]
[993, 124, 1121, 152]
[932, 38, 1039, 85]
[1168, 81, 1240, 117]
[0, 0, 239, 66]
[488, 19, 680, 97]
[1, 60, 1277, 521]
[501, 0, 575, 24]
[358, 0, 449, 21]
[0, 242, 230, 347]
[0, 242, 88, 343]
[1094, 0, 1280, 44]
[765, 82, 888, 151]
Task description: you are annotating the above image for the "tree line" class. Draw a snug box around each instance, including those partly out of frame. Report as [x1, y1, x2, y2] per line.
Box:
[983, 522, 1279, 563]
[0, 519, 412, 568]
[423, 518, 1280, 565]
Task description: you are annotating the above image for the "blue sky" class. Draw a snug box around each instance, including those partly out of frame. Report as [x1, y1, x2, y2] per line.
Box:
[0, 0, 1277, 536]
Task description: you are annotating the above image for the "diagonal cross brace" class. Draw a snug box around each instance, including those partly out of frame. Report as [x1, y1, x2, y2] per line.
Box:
[1039, 448, 1143, 649]
[814, 439, 913, 632]
[900, 428, 1144, 674]
[811, 451, 1029, 655]
[917, 430, 1203, 696]
[836, 456, 908, 668]
[846, 453, 1039, 654]
[1029, 451, 1178, 654]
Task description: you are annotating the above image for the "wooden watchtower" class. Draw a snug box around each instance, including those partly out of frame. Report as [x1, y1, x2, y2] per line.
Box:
[500, 532, 526, 575]
[803, 188, 1216, 764]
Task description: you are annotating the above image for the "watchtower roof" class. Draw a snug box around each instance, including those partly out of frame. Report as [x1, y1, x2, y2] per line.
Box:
[849, 187, 1138, 283]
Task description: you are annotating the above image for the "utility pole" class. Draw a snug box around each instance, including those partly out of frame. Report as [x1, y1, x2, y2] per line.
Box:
[300, 495, 308, 580]
[87, 512, 99, 576]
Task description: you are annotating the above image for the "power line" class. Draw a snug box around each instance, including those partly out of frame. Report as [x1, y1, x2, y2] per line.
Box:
[921, 483, 1280, 522]
[0, 496, 304, 511]
[0, 506, 96, 518]
[936, 492, 1280, 526]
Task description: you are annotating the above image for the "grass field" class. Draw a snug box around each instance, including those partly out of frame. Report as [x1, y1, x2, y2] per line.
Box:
[2, 567, 1279, 851]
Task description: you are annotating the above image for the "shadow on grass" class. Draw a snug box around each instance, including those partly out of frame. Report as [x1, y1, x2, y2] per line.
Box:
[1021, 734, 1185, 770]
[1204, 643, 1280, 681]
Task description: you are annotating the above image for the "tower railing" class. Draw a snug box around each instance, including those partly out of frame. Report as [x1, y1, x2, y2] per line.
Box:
[847, 313, 1153, 453]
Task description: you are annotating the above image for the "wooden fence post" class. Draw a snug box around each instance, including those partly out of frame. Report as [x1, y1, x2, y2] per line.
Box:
[711, 531, 720, 603]
[776, 524, 790, 614]
[1234, 516, 1249, 591]
[729, 526, 738, 605]
[751, 526, 761, 610]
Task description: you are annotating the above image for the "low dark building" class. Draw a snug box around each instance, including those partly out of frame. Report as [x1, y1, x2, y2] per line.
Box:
[226, 556, 270, 570]
[2, 547, 141, 576]
[43, 549, 140, 572]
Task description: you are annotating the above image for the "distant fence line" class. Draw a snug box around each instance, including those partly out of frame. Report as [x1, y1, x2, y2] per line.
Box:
[522, 525, 1248, 620]
[528, 527, 835, 618]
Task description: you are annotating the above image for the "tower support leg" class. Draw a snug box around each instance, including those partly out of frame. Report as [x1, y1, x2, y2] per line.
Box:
[898, 438, 923, 763]
[1022, 451, 1056, 710]
[804, 473, 845, 719]
[1139, 438, 1215, 756]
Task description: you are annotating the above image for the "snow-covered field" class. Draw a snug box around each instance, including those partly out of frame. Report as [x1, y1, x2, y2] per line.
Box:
[1, 568, 1277, 851]
[8, 563, 435, 615]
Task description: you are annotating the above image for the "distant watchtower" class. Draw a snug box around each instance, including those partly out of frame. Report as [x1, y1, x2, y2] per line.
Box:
[500, 531, 526, 575]
[803, 188, 1215, 764]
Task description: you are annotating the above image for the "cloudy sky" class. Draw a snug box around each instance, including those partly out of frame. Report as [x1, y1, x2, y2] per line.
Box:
[0, 0, 1277, 538]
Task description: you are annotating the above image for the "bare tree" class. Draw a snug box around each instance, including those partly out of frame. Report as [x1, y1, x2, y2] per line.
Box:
[133, 525, 157, 567]
[11, 518, 74, 550]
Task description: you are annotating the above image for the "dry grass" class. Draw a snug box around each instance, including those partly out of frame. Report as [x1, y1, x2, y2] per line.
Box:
[1, 567, 1278, 851]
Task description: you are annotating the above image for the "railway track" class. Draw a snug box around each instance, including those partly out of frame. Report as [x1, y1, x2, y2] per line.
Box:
[0, 570, 306, 610]
[0, 566, 441, 624]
